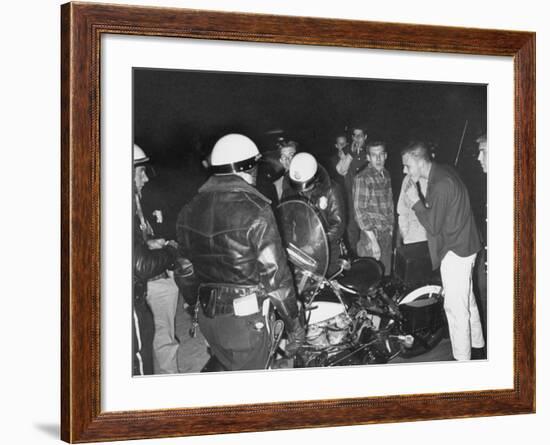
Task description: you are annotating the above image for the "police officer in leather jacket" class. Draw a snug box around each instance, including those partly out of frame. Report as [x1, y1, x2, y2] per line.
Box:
[176, 134, 304, 371]
[282, 152, 346, 277]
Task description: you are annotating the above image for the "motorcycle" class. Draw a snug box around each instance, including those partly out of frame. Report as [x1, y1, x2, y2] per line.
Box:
[275, 198, 447, 368]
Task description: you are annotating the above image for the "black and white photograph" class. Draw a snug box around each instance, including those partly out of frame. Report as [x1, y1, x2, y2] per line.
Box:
[3, 0, 545, 443]
[132, 68, 488, 376]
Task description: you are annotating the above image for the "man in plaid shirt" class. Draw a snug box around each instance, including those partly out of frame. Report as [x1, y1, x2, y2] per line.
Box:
[352, 141, 395, 274]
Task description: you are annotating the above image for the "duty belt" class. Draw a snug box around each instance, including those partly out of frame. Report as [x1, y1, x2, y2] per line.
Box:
[198, 283, 265, 318]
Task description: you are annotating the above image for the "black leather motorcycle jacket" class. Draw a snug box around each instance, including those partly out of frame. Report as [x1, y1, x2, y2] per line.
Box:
[176, 175, 299, 324]
[133, 242, 177, 283]
[133, 211, 177, 285]
[132, 214, 176, 375]
[282, 165, 346, 276]
[283, 165, 346, 246]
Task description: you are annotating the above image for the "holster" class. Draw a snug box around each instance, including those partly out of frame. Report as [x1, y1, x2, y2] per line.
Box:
[267, 287, 300, 330]
[198, 283, 265, 318]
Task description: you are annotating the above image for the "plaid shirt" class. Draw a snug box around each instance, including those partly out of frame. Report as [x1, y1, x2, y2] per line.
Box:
[353, 165, 394, 234]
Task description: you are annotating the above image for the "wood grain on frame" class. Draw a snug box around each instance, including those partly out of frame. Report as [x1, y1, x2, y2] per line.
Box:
[61, 2, 535, 442]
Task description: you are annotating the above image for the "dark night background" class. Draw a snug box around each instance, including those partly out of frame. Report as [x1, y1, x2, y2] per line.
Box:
[134, 68, 487, 240]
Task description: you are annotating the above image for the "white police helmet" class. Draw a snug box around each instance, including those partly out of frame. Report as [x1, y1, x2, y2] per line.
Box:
[289, 152, 319, 191]
[210, 134, 261, 175]
[133, 144, 149, 166]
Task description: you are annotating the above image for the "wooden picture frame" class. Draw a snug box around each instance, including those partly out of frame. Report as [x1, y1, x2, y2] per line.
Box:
[61, 2, 535, 442]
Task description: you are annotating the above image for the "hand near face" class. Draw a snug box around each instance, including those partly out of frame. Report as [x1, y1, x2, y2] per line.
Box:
[334, 137, 348, 157]
[405, 177, 420, 205]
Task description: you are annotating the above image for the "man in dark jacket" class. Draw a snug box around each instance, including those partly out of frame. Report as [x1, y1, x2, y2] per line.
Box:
[329, 134, 351, 183]
[256, 149, 285, 207]
[284, 152, 346, 277]
[176, 134, 303, 371]
[401, 141, 485, 361]
[343, 125, 370, 255]
[133, 144, 179, 375]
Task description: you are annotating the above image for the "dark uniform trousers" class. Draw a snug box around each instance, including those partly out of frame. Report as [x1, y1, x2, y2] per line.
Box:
[199, 309, 270, 371]
[197, 284, 272, 370]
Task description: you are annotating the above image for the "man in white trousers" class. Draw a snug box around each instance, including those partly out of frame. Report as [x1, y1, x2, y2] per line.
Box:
[401, 141, 485, 361]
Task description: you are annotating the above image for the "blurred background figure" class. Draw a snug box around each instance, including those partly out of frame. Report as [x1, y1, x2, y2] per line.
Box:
[256, 149, 286, 206]
[474, 134, 488, 345]
[279, 140, 298, 173]
[133, 144, 180, 374]
[331, 133, 351, 188]
[343, 124, 370, 255]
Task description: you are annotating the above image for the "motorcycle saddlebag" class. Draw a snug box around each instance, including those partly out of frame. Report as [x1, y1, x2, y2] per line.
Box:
[394, 241, 433, 286]
[399, 297, 444, 334]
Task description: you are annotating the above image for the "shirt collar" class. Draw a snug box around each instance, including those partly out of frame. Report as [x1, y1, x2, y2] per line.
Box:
[366, 165, 387, 178]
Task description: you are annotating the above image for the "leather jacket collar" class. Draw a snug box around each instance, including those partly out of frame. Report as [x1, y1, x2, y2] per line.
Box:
[199, 174, 272, 204]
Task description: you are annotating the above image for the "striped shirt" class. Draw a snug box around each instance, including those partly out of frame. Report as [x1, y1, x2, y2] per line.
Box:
[353, 165, 394, 234]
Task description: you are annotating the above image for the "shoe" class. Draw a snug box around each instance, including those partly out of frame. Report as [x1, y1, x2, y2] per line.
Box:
[471, 347, 486, 360]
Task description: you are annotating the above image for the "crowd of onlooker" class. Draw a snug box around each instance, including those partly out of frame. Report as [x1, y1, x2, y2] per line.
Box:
[132, 125, 489, 375]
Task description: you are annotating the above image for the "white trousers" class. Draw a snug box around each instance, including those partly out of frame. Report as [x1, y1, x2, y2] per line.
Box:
[440, 250, 485, 360]
[146, 273, 180, 373]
